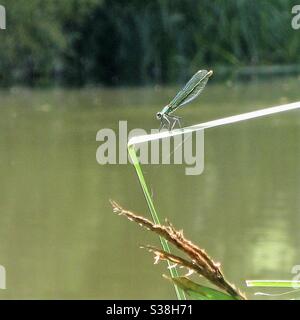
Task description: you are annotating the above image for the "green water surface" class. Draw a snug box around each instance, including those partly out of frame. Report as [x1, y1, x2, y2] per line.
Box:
[0, 77, 300, 299]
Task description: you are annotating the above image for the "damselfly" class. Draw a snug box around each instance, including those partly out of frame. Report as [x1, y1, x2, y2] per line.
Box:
[156, 69, 213, 130]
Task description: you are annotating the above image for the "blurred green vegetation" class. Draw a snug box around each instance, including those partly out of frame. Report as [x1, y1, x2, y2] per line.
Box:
[0, 0, 299, 86]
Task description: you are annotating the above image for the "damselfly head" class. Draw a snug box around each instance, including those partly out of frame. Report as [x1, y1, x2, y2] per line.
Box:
[207, 70, 213, 77]
[156, 112, 162, 120]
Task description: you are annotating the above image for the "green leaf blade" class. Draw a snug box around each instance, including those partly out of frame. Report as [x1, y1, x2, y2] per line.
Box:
[170, 277, 237, 300]
[246, 280, 300, 288]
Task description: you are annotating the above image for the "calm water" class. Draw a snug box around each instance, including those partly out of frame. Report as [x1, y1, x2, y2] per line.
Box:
[0, 77, 300, 299]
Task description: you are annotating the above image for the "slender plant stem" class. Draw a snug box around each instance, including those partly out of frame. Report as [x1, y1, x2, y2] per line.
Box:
[128, 145, 186, 300]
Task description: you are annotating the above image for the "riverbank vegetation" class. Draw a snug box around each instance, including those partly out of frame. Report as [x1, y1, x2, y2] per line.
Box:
[0, 0, 299, 86]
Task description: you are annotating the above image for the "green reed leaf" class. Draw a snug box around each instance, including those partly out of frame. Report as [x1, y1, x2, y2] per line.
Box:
[246, 280, 300, 288]
[170, 277, 236, 300]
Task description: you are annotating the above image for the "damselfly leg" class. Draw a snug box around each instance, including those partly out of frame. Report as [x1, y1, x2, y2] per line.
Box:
[159, 114, 182, 131]
[168, 115, 182, 130]
[159, 114, 171, 131]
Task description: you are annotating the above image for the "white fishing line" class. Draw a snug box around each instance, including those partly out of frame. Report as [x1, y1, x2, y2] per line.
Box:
[128, 101, 300, 148]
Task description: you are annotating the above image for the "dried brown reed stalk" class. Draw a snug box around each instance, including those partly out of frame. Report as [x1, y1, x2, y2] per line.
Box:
[110, 200, 247, 300]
